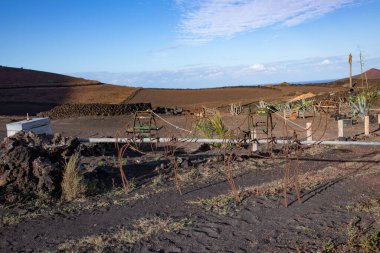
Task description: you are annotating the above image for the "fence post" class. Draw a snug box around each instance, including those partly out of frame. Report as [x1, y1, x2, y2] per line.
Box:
[338, 120, 344, 138]
[306, 122, 312, 141]
[365, 116, 370, 135]
[251, 128, 258, 152]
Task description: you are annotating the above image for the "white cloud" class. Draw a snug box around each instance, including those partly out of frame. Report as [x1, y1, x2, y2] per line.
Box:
[320, 59, 333, 65]
[177, 0, 356, 43]
[249, 63, 266, 71]
[70, 55, 380, 88]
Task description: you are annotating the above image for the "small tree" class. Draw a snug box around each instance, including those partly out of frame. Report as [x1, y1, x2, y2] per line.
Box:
[358, 48, 369, 90]
[194, 113, 240, 202]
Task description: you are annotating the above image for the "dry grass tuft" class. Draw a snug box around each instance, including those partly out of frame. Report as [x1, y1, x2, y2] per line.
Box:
[316, 217, 380, 253]
[349, 195, 380, 220]
[190, 190, 251, 216]
[193, 162, 371, 215]
[194, 194, 236, 215]
[245, 165, 348, 197]
[61, 152, 86, 201]
[58, 217, 190, 252]
[1, 192, 150, 226]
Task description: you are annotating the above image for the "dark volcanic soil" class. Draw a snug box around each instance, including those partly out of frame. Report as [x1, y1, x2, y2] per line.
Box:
[0, 143, 379, 252]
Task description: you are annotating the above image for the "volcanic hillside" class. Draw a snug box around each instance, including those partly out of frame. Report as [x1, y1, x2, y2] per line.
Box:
[0, 66, 137, 115]
[2, 66, 380, 116]
[127, 84, 346, 109]
[127, 69, 380, 109]
[335, 68, 380, 89]
[352, 68, 380, 80]
[0, 66, 98, 88]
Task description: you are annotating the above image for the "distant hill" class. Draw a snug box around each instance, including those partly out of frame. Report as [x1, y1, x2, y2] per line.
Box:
[4, 66, 378, 116]
[127, 85, 343, 109]
[352, 68, 380, 80]
[0, 66, 137, 115]
[0, 66, 99, 88]
[326, 68, 380, 88]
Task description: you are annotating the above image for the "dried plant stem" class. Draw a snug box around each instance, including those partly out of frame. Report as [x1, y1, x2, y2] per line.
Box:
[172, 159, 182, 195]
[292, 131, 301, 203]
[224, 153, 240, 203]
[293, 136, 302, 203]
[284, 157, 290, 208]
[117, 143, 130, 194]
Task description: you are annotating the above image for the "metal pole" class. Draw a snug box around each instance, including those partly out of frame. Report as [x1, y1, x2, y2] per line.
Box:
[78, 137, 380, 146]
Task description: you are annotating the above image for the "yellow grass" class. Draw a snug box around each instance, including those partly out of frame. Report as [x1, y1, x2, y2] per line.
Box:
[61, 153, 86, 201]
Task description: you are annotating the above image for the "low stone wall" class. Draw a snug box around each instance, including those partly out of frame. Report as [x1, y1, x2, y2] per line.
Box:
[38, 103, 152, 119]
[0, 132, 80, 203]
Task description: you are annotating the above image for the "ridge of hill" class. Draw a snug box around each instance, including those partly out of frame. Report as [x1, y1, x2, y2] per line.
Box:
[352, 68, 380, 80]
[0, 66, 100, 88]
[0, 66, 137, 115]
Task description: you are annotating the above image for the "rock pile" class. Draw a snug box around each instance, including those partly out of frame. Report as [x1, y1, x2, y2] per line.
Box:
[153, 107, 183, 115]
[38, 103, 152, 119]
[0, 132, 80, 203]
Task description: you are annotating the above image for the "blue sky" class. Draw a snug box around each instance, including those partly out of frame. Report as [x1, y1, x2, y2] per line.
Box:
[1, 0, 380, 88]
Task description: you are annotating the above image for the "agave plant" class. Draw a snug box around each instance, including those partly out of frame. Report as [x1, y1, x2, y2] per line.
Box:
[301, 99, 315, 111]
[348, 91, 379, 118]
[257, 100, 267, 109]
[256, 100, 280, 113]
[288, 99, 314, 111]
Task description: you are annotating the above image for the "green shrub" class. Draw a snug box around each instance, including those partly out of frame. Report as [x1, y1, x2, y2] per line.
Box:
[195, 113, 232, 139]
[194, 118, 214, 138]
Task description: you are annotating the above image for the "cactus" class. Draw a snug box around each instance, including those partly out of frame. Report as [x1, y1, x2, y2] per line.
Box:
[230, 103, 243, 116]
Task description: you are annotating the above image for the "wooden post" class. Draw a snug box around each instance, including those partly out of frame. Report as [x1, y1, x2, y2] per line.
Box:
[338, 120, 344, 138]
[250, 128, 258, 152]
[306, 122, 312, 141]
[365, 116, 370, 135]
[378, 114, 380, 129]
[348, 53, 352, 88]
